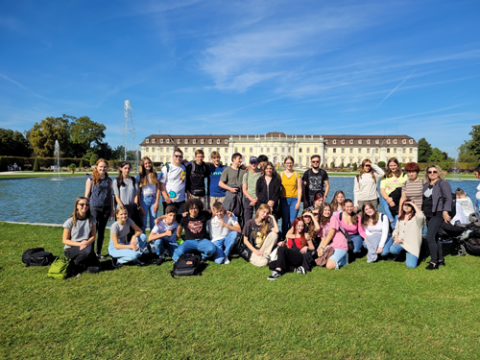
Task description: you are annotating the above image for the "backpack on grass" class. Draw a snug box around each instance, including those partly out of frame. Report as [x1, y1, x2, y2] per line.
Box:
[170, 254, 203, 278]
[47, 256, 72, 280]
[22, 248, 55, 267]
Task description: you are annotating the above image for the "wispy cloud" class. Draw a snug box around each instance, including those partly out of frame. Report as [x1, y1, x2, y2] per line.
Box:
[0, 73, 49, 101]
[376, 70, 416, 107]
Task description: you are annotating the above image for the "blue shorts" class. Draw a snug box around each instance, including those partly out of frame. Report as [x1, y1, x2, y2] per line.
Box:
[328, 248, 348, 268]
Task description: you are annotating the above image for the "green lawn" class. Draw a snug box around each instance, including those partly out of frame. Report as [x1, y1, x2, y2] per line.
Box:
[1, 222, 480, 359]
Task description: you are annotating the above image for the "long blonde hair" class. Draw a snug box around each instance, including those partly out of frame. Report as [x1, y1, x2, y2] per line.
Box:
[139, 156, 158, 187]
[423, 164, 446, 184]
[331, 190, 345, 212]
[254, 203, 272, 239]
[70, 197, 92, 227]
[92, 158, 108, 185]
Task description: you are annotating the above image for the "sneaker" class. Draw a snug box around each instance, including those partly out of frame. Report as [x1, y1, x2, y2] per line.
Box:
[97, 254, 106, 260]
[437, 260, 446, 267]
[296, 266, 306, 275]
[156, 257, 165, 266]
[111, 258, 122, 268]
[267, 271, 282, 280]
[224, 257, 231, 265]
[425, 262, 439, 270]
[133, 259, 145, 266]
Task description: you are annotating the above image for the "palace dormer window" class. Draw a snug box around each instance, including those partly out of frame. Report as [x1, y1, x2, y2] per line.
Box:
[358, 140, 362, 144]
[350, 139, 354, 144]
[185, 139, 188, 144]
[217, 139, 221, 144]
[409, 139, 414, 144]
[160, 139, 163, 143]
[402, 139, 407, 144]
[341, 140, 345, 144]
[209, 139, 212, 144]
[333, 139, 337, 144]
[152, 139, 155, 143]
[367, 139, 371, 144]
[387, 139, 391, 144]
[201, 139, 204, 144]
[393, 139, 397, 144]
[375, 140, 379, 144]
[146, 139, 150, 143]
[193, 139, 197, 144]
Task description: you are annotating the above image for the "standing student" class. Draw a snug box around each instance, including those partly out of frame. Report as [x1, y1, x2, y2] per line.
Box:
[160, 149, 187, 214]
[353, 159, 384, 212]
[316, 203, 349, 270]
[267, 217, 315, 280]
[336, 199, 366, 255]
[242, 156, 261, 223]
[360, 202, 394, 263]
[172, 198, 217, 262]
[62, 197, 101, 275]
[136, 156, 161, 232]
[379, 157, 408, 229]
[474, 166, 480, 215]
[149, 205, 179, 266]
[242, 203, 280, 267]
[108, 206, 148, 267]
[422, 165, 452, 270]
[209, 201, 241, 264]
[279, 156, 302, 239]
[219, 153, 246, 213]
[330, 190, 346, 215]
[85, 158, 113, 259]
[398, 162, 423, 216]
[302, 154, 329, 208]
[390, 200, 424, 268]
[257, 155, 269, 172]
[256, 161, 281, 217]
[186, 149, 209, 206]
[113, 161, 141, 228]
[208, 151, 227, 209]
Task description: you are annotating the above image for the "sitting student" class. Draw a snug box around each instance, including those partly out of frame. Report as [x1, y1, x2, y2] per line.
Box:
[242, 203, 280, 267]
[209, 201, 241, 264]
[108, 207, 148, 267]
[455, 188, 474, 222]
[360, 201, 394, 263]
[390, 200, 424, 268]
[301, 209, 321, 248]
[148, 205, 179, 266]
[316, 203, 349, 270]
[267, 217, 315, 280]
[62, 197, 101, 275]
[335, 199, 366, 255]
[307, 193, 324, 213]
[172, 198, 217, 262]
[330, 190, 346, 215]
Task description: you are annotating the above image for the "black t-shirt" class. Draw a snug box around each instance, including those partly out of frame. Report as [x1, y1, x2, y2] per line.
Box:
[422, 184, 441, 218]
[242, 218, 274, 249]
[302, 168, 329, 203]
[186, 162, 209, 194]
[179, 211, 212, 240]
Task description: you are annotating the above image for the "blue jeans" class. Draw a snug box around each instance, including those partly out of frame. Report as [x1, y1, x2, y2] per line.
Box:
[141, 194, 157, 232]
[108, 234, 147, 264]
[280, 198, 299, 238]
[172, 239, 217, 262]
[329, 248, 348, 267]
[212, 231, 238, 264]
[151, 234, 178, 257]
[389, 243, 419, 268]
[475, 199, 480, 215]
[380, 197, 398, 229]
[349, 234, 364, 254]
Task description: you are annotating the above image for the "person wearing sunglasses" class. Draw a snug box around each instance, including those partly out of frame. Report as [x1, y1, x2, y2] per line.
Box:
[422, 164, 452, 270]
[62, 197, 101, 275]
[160, 149, 188, 214]
[474, 166, 480, 215]
[302, 154, 329, 209]
[353, 159, 384, 212]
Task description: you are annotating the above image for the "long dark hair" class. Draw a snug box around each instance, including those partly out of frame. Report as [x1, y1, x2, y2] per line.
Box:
[117, 161, 133, 187]
[319, 203, 332, 227]
[343, 199, 358, 225]
[385, 157, 401, 178]
[398, 199, 416, 221]
[360, 201, 379, 227]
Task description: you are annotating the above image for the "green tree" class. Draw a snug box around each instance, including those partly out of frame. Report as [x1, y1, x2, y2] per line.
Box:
[378, 161, 386, 168]
[29, 117, 69, 157]
[352, 162, 358, 171]
[466, 125, 480, 161]
[429, 148, 444, 163]
[93, 142, 113, 160]
[79, 159, 84, 168]
[417, 138, 432, 162]
[330, 161, 335, 168]
[33, 158, 40, 172]
[458, 141, 477, 162]
[340, 162, 344, 169]
[112, 145, 126, 160]
[69, 116, 106, 154]
[90, 153, 99, 165]
[0, 128, 32, 156]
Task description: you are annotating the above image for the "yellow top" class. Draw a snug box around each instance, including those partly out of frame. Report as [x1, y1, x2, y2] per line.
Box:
[279, 171, 302, 198]
[380, 173, 408, 195]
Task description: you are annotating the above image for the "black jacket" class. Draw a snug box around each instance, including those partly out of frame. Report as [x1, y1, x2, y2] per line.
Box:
[256, 175, 281, 213]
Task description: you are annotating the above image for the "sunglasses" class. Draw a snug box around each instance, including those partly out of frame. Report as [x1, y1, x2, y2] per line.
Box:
[428, 170, 438, 174]
[364, 164, 371, 167]
[173, 155, 183, 158]
[311, 161, 320, 164]
[78, 203, 89, 207]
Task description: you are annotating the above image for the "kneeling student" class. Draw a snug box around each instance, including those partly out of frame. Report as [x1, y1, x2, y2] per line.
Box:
[63, 197, 101, 275]
[172, 198, 217, 262]
[108, 206, 148, 267]
[148, 205, 179, 266]
[209, 201, 241, 264]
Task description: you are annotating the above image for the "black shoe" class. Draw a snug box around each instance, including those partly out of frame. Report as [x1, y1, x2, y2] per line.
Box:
[437, 260, 445, 267]
[267, 271, 282, 280]
[97, 254, 106, 260]
[111, 258, 122, 268]
[156, 257, 165, 266]
[425, 262, 439, 270]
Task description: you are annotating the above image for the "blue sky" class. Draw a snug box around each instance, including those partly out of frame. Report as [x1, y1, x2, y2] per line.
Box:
[1, 0, 479, 157]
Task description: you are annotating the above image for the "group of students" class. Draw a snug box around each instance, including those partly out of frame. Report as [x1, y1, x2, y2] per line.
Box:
[61, 149, 480, 279]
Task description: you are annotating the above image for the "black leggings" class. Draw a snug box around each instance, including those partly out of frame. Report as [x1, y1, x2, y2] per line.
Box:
[425, 216, 444, 264]
[90, 206, 110, 256]
[64, 244, 101, 273]
[275, 246, 304, 273]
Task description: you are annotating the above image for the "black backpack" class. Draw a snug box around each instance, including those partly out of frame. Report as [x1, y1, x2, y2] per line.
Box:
[170, 254, 203, 277]
[22, 248, 55, 267]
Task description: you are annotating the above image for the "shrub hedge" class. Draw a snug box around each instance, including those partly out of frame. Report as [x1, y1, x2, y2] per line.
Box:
[0, 156, 90, 171]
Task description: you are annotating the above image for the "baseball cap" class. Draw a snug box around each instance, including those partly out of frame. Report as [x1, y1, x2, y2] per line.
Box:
[250, 156, 258, 164]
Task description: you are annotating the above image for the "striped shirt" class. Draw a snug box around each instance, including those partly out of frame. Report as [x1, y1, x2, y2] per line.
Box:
[402, 179, 424, 209]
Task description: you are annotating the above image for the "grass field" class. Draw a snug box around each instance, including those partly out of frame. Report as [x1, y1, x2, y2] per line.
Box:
[1, 222, 480, 359]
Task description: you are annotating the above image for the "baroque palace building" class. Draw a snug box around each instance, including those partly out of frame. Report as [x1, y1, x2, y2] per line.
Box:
[140, 132, 418, 167]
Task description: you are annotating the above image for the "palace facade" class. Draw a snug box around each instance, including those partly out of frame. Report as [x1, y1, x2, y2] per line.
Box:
[140, 132, 418, 167]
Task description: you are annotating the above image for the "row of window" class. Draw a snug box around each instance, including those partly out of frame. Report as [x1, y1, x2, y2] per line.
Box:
[329, 139, 414, 145]
[145, 138, 228, 145]
[330, 148, 414, 154]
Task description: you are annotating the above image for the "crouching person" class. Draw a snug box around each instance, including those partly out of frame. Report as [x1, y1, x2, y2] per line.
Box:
[149, 205, 179, 266]
[242, 203, 279, 267]
[172, 198, 216, 262]
[210, 201, 241, 264]
[63, 197, 101, 274]
[108, 206, 147, 267]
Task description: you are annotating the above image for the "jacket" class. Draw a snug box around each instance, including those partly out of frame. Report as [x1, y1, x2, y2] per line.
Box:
[423, 179, 452, 213]
[256, 175, 281, 213]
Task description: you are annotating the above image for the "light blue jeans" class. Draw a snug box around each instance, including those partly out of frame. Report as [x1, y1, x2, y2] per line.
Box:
[212, 231, 238, 264]
[389, 243, 419, 268]
[280, 198, 299, 238]
[151, 234, 179, 257]
[475, 199, 480, 215]
[141, 194, 157, 232]
[329, 248, 348, 268]
[349, 234, 364, 254]
[380, 197, 398, 228]
[172, 239, 217, 262]
[108, 234, 147, 264]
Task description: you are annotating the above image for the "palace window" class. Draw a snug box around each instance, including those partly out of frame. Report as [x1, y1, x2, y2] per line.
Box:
[333, 148, 336, 153]
[193, 139, 196, 144]
[209, 139, 212, 144]
[146, 139, 150, 143]
[217, 139, 221, 144]
[350, 148, 353, 153]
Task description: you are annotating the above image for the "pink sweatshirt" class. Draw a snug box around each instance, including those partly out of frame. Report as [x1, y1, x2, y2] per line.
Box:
[335, 212, 366, 238]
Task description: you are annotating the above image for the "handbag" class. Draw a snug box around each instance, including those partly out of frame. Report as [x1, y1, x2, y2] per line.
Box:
[315, 246, 334, 267]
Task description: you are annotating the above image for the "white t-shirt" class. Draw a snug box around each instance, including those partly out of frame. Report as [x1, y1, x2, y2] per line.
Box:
[151, 219, 178, 238]
[208, 214, 238, 241]
[160, 164, 187, 202]
[136, 173, 161, 196]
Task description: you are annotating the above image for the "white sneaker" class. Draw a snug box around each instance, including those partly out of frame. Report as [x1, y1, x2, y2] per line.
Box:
[224, 257, 230, 264]
[296, 266, 306, 275]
